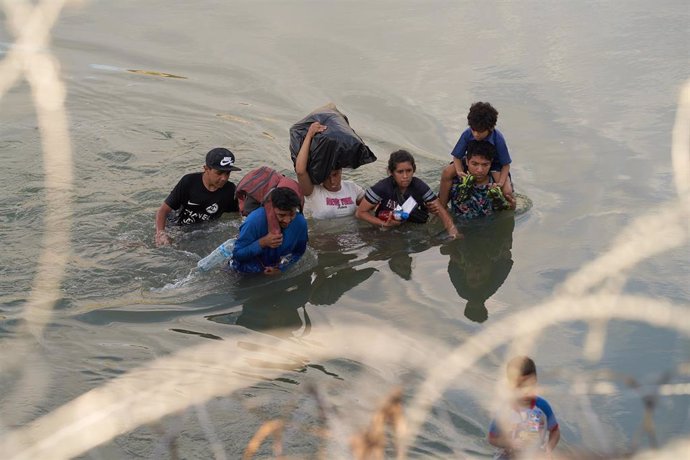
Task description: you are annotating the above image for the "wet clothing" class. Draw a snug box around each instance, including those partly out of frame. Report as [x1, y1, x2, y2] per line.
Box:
[489, 396, 558, 460]
[235, 166, 304, 234]
[450, 176, 498, 219]
[231, 207, 308, 274]
[305, 181, 364, 219]
[165, 172, 239, 225]
[364, 176, 436, 223]
[450, 128, 512, 173]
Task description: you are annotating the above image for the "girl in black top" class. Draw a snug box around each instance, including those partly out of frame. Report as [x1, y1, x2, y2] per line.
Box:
[356, 150, 458, 238]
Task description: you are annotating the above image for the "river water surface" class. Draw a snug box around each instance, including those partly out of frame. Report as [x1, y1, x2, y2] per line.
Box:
[1, 1, 689, 458]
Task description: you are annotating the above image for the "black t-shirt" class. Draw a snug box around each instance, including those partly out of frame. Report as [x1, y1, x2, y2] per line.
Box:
[165, 172, 239, 225]
[363, 176, 436, 221]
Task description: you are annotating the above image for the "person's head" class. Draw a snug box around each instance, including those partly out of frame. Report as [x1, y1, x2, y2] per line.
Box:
[506, 356, 538, 405]
[465, 140, 496, 180]
[203, 148, 241, 191]
[322, 168, 343, 192]
[270, 187, 301, 229]
[387, 150, 416, 189]
[467, 102, 498, 141]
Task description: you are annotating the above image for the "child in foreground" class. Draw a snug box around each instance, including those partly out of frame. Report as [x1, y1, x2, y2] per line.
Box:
[440, 102, 514, 208]
[488, 356, 560, 459]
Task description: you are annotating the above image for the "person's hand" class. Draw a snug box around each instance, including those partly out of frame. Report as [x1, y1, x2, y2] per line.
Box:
[155, 231, 171, 247]
[259, 232, 283, 248]
[380, 213, 402, 228]
[263, 266, 282, 276]
[456, 169, 468, 179]
[426, 200, 441, 214]
[448, 226, 462, 240]
[306, 121, 327, 139]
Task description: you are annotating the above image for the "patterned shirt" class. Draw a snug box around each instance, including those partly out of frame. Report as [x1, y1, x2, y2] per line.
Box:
[489, 397, 559, 459]
[450, 176, 498, 220]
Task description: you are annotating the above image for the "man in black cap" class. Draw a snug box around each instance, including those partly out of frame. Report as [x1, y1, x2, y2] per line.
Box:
[155, 148, 242, 246]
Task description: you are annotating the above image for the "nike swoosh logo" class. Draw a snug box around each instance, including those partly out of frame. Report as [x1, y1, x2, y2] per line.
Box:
[220, 157, 233, 166]
[187, 201, 200, 206]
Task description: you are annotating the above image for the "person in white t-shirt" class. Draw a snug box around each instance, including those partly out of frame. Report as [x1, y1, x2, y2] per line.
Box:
[295, 122, 365, 219]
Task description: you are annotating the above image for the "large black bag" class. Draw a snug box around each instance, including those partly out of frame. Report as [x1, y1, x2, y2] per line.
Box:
[290, 103, 377, 184]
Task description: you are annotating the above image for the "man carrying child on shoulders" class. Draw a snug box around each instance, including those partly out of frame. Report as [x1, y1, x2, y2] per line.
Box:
[440, 101, 515, 208]
[449, 140, 515, 220]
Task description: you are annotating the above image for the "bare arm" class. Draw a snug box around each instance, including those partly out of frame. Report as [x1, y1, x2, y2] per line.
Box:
[426, 198, 459, 239]
[355, 185, 365, 205]
[295, 122, 327, 197]
[492, 164, 515, 208]
[495, 164, 511, 188]
[355, 199, 400, 228]
[546, 426, 560, 454]
[155, 202, 173, 246]
[452, 157, 466, 178]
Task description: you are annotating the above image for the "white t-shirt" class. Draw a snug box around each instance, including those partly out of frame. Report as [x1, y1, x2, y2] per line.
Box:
[304, 180, 364, 219]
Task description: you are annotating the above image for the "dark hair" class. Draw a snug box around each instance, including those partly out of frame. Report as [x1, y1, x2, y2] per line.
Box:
[270, 187, 301, 211]
[506, 356, 537, 382]
[466, 140, 496, 162]
[467, 102, 498, 132]
[387, 150, 416, 173]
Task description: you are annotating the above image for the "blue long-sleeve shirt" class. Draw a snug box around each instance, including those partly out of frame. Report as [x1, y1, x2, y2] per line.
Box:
[231, 207, 308, 274]
[450, 128, 512, 172]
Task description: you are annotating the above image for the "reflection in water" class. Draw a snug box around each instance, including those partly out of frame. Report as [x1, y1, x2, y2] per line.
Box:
[236, 272, 312, 338]
[358, 225, 441, 280]
[441, 214, 515, 322]
[308, 247, 377, 305]
[207, 272, 312, 338]
[204, 246, 378, 384]
[207, 245, 376, 337]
